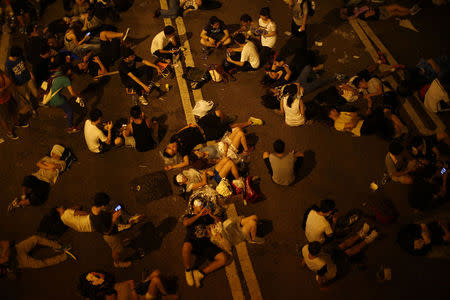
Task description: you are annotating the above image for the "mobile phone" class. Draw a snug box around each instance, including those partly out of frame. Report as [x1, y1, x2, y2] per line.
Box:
[85, 32, 91, 36]
[441, 167, 447, 175]
[114, 205, 121, 211]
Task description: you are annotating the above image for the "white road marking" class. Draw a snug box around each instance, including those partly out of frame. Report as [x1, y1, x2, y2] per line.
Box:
[349, 19, 446, 135]
[159, 0, 195, 124]
[159, 1, 262, 299]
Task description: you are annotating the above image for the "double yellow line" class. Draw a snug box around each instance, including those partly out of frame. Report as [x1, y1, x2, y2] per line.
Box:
[158, 1, 263, 299]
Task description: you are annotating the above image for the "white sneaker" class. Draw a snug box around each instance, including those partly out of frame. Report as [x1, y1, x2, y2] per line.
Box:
[248, 117, 264, 126]
[192, 269, 204, 288]
[123, 27, 130, 41]
[364, 230, 379, 244]
[139, 96, 149, 106]
[358, 223, 370, 238]
[185, 270, 194, 287]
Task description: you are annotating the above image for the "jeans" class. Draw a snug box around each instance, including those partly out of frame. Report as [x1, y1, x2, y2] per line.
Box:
[58, 101, 74, 128]
[15, 235, 67, 269]
[295, 65, 335, 95]
[160, 0, 180, 18]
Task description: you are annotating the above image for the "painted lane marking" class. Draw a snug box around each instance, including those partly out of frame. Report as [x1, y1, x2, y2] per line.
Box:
[158, 1, 249, 299]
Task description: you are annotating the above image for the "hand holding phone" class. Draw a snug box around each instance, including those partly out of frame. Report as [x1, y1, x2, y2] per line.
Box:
[114, 205, 122, 211]
[441, 167, 447, 175]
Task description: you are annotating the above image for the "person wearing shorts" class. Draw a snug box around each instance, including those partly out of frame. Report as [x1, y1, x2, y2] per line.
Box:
[181, 198, 227, 288]
[200, 16, 231, 49]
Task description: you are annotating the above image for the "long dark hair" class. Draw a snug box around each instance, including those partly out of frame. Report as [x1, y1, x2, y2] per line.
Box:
[283, 84, 298, 108]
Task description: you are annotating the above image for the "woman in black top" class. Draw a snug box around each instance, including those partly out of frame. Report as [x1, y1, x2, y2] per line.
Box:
[123, 105, 158, 152]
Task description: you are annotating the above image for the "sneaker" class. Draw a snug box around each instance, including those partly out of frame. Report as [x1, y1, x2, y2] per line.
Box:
[139, 96, 149, 106]
[65, 249, 77, 261]
[75, 97, 85, 107]
[129, 214, 145, 224]
[248, 237, 265, 244]
[364, 230, 379, 244]
[7, 132, 19, 140]
[358, 223, 370, 238]
[8, 198, 20, 212]
[118, 223, 132, 232]
[123, 27, 130, 41]
[15, 122, 29, 128]
[58, 244, 72, 252]
[114, 260, 132, 268]
[248, 117, 264, 126]
[66, 127, 80, 134]
[164, 84, 171, 92]
[192, 269, 204, 288]
[185, 270, 194, 287]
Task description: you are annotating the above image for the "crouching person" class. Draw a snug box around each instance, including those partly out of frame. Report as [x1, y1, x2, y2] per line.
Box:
[182, 198, 227, 288]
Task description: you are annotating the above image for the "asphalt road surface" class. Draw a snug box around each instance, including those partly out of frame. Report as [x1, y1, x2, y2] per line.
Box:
[1, 1, 449, 300]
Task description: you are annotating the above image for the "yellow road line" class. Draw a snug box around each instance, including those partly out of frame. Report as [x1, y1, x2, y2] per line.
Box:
[226, 205, 263, 300]
[349, 19, 446, 134]
[159, 0, 195, 124]
[158, 1, 249, 299]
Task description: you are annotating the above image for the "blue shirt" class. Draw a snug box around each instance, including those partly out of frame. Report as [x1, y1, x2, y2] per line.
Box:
[5, 58, 31, 85]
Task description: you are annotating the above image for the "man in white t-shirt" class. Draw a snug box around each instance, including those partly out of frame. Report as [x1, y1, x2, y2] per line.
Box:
[304, 199, 337, 243]
[84, 109, 112, 153]
[57, 206, 93, 232]
[150, 25, 179, 62]
[225, 33, 260, 73]
[424, 78, 449, 113]
[302, 242, 337, 285]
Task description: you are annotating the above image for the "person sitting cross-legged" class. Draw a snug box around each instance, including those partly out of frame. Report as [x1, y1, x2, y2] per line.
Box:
[182, 198, 227, 288]
[385, 141, 418, 185]
[151, 25, 181, 63]
[118, 48, 165, 106]
[224, 33, 260, 73]
[263, 139, 304, 186]
[84, 108, 113, 154]
[304, 199, 337, 244]
[121, 105, 158, 152]
[200, 16, 231, 54]
[302, 223, 378, 287]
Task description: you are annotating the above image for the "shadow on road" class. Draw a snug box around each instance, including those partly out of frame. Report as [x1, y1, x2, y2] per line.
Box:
[129, 217, 178, 255]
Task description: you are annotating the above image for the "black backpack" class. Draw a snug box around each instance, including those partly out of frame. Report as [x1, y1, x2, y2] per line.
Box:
[182, 67, 211, 89]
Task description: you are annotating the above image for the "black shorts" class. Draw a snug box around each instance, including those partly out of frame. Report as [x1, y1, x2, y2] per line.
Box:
[185, 237, 222, 261]
[198, 112, 230, 141]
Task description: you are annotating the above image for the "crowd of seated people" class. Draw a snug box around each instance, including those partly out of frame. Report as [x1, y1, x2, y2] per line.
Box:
[1, 0, 450, 297]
